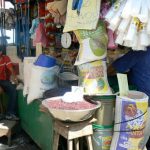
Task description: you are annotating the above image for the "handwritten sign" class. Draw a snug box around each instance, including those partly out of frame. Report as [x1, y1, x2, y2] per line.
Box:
[63, 0, 101, 32]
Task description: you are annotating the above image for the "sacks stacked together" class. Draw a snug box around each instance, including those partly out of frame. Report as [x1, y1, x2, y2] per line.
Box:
[105, 0, 150, 50]
[75, 20, 112, 95]
[23, 54, 59, 104]
[110, 91, 148, 150]
[78, 60, 112, 95]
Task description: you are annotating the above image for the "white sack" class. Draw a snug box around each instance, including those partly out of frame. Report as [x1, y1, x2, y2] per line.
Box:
[27, 65, 59, 104]
[23, 57, 36, 96]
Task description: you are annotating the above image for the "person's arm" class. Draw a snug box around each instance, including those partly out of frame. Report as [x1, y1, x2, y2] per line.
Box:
[111, 51, 139, 73]
[9, 66, 18, 83]
[107, 63, 117, 76]
[5, 56, 18, 84]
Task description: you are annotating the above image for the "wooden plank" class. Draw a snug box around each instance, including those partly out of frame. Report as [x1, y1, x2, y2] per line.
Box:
[54, 119, 94, 140]
[0, 120, 16, 137]
[55, 118, 96, 128]
[53, 131, 60, 150]
[68, 124, 93, 140]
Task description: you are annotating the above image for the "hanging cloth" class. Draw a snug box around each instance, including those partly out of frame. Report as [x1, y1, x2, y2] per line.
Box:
[29, 18, 40, 39]
[33, 22, 49, 47]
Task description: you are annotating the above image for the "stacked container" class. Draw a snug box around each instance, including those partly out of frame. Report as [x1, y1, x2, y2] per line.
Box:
[85, 95, 116, 150]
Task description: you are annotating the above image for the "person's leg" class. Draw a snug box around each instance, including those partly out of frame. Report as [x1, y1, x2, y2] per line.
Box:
[0, 80, 17, 115]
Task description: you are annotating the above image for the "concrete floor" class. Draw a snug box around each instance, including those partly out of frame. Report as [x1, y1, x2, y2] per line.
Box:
[0, 130, 40, 150]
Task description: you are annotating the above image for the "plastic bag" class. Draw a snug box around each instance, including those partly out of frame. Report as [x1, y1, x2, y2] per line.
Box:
[78, 60, 112, 95]
[74, 21, 108, 65]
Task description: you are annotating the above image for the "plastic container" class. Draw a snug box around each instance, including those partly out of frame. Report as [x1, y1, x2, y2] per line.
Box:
[57, 72, 79, 88]
[84, 95, 116, 126]
[34, 54, 56, 68]
[92, 124, 113, 150]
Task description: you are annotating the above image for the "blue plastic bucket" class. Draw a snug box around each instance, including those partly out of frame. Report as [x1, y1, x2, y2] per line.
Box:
[34, 54, 56, 68]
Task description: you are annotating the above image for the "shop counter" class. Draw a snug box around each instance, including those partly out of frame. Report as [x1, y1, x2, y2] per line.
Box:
[17, 90, 53, 150]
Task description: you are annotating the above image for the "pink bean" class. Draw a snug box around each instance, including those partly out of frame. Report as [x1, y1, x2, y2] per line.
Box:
[45, 99, 96, 110]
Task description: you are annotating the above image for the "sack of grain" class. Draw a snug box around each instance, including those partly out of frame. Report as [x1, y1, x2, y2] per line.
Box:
[23, 57, 36, 96]
[74, 21, 108, 65]
[78, 60, 112, 95]
[110, 91, 148, 150]
[27, 65, 59, 104]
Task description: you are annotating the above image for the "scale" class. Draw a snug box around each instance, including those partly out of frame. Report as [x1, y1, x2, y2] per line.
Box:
[61, 32, 72, 49]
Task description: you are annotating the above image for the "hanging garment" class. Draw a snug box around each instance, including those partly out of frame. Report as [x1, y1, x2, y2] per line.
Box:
[33, 22, 49, 47]
[29, 18, 40, 38]
[1, 8, 16, 30]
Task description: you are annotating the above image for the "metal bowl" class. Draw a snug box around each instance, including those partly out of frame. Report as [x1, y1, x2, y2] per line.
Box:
[42, 97, 101, 122]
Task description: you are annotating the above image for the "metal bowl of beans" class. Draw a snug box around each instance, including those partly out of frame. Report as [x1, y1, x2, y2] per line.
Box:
[42, 96, 101, 122]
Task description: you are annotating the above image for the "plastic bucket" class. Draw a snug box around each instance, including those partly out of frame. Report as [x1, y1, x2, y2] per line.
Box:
[34, 54, 56, 68]
[84, 95, 116, 126]
[92, 124, 113, 150]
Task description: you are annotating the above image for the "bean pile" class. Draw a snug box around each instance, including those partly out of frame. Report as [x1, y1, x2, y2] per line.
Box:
[46, 98, 96, 110]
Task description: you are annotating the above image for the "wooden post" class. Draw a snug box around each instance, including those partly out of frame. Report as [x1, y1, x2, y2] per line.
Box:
[68, 140, 73, 150]
[74, 138, 79, 150]
[86, 135, 93, 150]
[36, 43, 42, 57]
[53, 131, 60, 150]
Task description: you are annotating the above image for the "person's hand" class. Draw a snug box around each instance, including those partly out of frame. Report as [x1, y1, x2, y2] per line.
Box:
[0, 86, 3, 94]
[11, 75, 18, 85]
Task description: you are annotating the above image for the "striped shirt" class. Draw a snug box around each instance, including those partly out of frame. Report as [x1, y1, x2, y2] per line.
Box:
[0, 55, 13, 80]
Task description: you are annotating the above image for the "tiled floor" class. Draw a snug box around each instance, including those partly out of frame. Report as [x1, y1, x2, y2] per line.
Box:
[0, 131, 40, 150]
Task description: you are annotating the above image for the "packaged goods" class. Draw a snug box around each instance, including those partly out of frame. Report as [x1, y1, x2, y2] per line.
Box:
[105, 0, 150, 50]
[78, 60, 112, 95]
[110, 91, 148, 150]
[74, 21, 108, 65]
